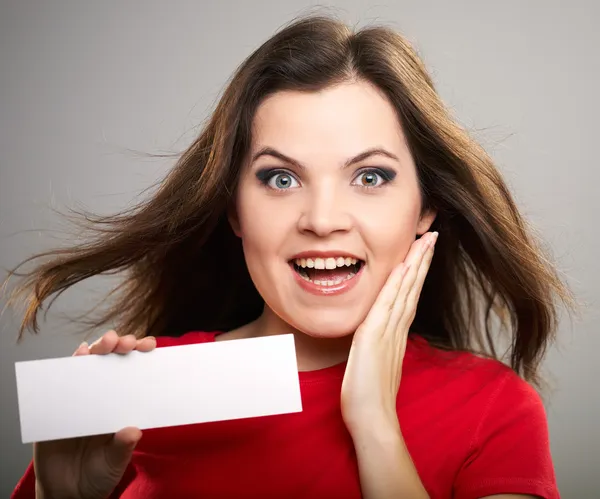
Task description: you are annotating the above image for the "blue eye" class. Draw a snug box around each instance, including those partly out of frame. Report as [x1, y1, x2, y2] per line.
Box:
[269, 173, 298, 189]
[256, 169, 300, 190]
[352, 168, 394, 188]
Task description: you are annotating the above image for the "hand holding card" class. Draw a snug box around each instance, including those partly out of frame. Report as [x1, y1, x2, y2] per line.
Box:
[32, 332, 155, 499]
[17, 331, 302, 499]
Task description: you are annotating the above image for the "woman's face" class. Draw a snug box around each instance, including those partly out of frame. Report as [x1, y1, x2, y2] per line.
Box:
[232, 80, 435, 338]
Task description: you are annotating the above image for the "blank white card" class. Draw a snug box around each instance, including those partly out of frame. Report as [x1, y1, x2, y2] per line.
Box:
[15, 334, 302, 443]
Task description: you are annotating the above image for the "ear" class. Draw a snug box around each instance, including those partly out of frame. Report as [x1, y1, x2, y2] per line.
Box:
[416, 207, 437, 236]
[227, 202, 242, 238]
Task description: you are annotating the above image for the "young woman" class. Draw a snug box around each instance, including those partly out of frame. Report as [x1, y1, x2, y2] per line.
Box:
[9, 15, 572, 499]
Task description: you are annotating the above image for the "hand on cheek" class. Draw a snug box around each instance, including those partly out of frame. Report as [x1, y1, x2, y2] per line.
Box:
[340, 231, 438, 436]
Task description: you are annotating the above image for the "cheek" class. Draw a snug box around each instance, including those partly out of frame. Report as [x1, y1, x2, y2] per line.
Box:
[235, 187, 291, 264]
[357, 196, 422, 265]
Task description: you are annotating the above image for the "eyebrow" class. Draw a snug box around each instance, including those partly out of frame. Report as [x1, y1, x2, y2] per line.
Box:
[251, 146, 400, 170]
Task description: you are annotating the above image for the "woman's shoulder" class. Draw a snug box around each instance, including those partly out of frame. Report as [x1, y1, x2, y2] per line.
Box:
[406, 334, 541, 403]
[405, 335, 555, 499]
[155, 331, 219, 347]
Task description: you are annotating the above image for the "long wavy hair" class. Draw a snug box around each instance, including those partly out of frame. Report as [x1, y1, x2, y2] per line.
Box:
[4, 15, 573, 386]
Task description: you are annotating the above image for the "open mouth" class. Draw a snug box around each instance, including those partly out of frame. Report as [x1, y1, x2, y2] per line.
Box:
[290, 257, 365, 287]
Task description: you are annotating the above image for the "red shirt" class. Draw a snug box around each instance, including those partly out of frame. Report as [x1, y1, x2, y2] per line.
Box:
[12, 332, 559, 498]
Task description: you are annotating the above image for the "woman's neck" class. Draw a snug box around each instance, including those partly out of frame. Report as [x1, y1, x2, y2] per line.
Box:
[217, 307, 353, 372]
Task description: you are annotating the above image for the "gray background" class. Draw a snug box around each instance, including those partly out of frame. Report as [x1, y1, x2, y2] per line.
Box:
[1, 0, 598, 496]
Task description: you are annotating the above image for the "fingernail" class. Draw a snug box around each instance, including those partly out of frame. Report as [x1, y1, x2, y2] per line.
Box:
[90, 336, 105, 349]
[78, 341, 88, 350]
[430, 232, 439, 245]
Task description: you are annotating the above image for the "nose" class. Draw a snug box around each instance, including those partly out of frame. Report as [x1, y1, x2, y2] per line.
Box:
[297, 186, 352, 237]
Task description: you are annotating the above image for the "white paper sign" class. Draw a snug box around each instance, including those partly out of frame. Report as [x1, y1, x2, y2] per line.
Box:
[15, 334, 302, 443]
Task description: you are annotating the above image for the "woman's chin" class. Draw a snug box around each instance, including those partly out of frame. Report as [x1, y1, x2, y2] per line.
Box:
[289, 314, 363, 340]
[262, 301, 370, 340]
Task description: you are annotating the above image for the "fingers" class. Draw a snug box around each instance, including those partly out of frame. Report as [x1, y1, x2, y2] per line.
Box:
[386, 232, 438, 337]
[113, 427, 143, 447]
[398, 232, 437, 301]
[72, 341, 90, 357]
[89, 330, 120, 354]
[105, 427, 142, 477]
[357, 262, 409, 336]
[136, 336, 157, 352]
[74, 331, 157, 356]
[406, 233, 437, 314]
[112, 334, 138, 354]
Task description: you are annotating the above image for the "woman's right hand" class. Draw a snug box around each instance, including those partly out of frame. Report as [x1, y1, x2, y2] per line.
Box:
[33, 330, 157, 499]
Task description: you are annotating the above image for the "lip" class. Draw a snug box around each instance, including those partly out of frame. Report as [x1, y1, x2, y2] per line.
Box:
[289, 261, 365, 296]
[289, 250, 365, 261]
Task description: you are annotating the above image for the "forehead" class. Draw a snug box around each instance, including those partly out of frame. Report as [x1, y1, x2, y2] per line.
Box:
[250, 81, 408, 161]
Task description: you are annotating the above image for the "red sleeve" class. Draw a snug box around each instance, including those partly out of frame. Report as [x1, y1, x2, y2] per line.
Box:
[11, 332, 216, 498]
[11, 462, 35, 499]
[453, 371, 559, 499]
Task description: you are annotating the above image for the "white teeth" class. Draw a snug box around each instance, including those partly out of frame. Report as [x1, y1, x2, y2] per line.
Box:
[294, 257, 360, 269]
[306, 273, 357, 287]
[292, 255, 361, 287]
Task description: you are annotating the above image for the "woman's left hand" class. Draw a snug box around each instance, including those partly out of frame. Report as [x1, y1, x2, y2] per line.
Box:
[341, 231, 438, 436]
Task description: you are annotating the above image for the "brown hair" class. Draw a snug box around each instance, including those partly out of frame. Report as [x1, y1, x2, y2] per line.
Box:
[4, 15, 573, 386]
